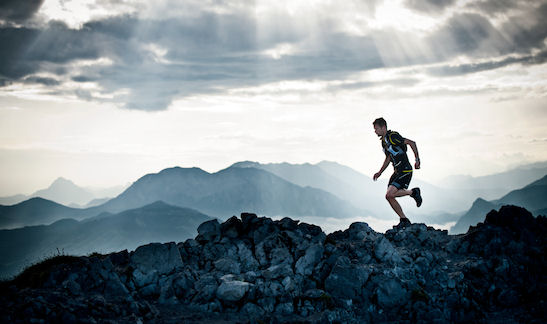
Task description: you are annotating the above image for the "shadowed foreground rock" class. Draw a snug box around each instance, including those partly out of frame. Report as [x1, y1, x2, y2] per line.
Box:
[1, 205, 546, 323]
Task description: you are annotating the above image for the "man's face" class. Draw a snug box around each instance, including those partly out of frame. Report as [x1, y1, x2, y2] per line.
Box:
[374, 124, 386, 137]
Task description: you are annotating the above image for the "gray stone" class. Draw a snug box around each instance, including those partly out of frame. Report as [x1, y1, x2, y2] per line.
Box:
[375, 278, 408, 309]
[265, 281, 284, 297]
[304, 289, 325, 299]
[242, 302, 266, 317]
[237, 241, 259, 272]
[197, 219, 221, 243]
[243, 271, 258, 283]
[374, 237, 401, 264]
[220, 216, 242, 238]
[214, 258, 241, 274]
[216, 280, 252, 302]
[130, 242, 183, 279]
[282, 276, 296, 292]
[295, 244, 324, 276]
[275, 302, 294, 315]
[325, 256, 370, 299]
[258, 297, 276, 313]
[262, 263, 294, 280]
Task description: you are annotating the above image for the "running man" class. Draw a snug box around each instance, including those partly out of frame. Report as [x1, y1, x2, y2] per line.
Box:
[372, 117, 422, 226]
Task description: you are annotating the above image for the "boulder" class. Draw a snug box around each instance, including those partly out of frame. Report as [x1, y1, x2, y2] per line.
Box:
[375, 278, 408, 309]
[295, 243, 324, 276]
[374, 237, 401, 264]
[196, 219, 221, 243]
[325, 256, 370, 300]
[216, 280, 253, 302]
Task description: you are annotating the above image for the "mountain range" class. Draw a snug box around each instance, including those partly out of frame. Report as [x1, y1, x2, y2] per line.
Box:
[1, 160, 546, 279]
[97, 166, 364, 219]
[0, 177, 128, 207]
[3, 161, 547, 231]
[0, 201, 210, 278]
[450, 174, 547, 234]
[0, 165, 365, 230]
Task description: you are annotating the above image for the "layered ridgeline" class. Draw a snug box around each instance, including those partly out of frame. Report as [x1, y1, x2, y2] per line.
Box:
[0, 165, 364, 230]
[450, 175, 547, 234]
[0, 177, 127, 208]
[3, 162, 546, 230]
[229, 161, 547, 225]
[99, 166, 364, 218]
[1, 206, 545, 323]
[0, 202, 211, 278]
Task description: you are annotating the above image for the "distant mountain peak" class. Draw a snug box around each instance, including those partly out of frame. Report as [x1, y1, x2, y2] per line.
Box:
[157, 166, 208, 175]
[50, 177, 78, 188]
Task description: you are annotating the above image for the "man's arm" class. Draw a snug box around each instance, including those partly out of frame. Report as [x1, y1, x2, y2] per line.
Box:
[373, 155, 391, 181]
[404, 138, 420, 169]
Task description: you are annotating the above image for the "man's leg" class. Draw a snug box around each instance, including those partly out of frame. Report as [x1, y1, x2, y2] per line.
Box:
[393, 188, 413, 198]
[385, 185, 409, 219]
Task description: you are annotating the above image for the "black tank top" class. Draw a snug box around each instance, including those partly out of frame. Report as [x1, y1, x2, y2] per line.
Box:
[381, 130, 412, 172]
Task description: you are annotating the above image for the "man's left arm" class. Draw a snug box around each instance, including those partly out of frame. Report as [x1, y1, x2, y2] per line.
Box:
[404, 138, 420, 169]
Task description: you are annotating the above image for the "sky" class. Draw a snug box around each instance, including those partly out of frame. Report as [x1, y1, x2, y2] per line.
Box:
[1, 0, 547, 196]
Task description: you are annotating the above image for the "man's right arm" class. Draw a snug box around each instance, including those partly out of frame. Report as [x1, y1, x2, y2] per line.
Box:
[373, 155, 390, 181]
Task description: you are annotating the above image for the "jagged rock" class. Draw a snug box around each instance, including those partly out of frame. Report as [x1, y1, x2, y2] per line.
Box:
[324, 256, 371, 300]
[275, 302, 294, 315]
[130, 242, 182, 291]
[375, 277, 409, 309]
[196, 219, 221, 243]
[241, 302, 265, 317]
[295, 243, 324, 276]
[262, 263, 293, 280]
[213, 258, 241, 274]
[3, 206, 546, 323]
[216, 280, 252, 302]
[220, 216, 243, 238]
[374, 236, 401, 264]
[237, 241, 259, 272]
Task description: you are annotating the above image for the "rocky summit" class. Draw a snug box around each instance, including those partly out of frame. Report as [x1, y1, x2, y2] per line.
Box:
[1, 205, 546, 323]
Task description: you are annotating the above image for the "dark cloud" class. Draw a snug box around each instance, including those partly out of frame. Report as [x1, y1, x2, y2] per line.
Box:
[429, 13, 508, 58]
[0, 26, 41, 79]
[23, 76, 60, 86]
[405, 0, 456, 14]
[466, 0, 539, 16]
[427, 50, 547, 76]
[1, 1, 546, 111]
[329, 78, 420, 91]
[0, 0, 44, 23]
[499, 3, 547, 53]
[428, 3, 547, 61]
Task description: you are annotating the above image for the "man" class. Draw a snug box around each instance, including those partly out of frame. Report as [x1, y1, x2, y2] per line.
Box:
[372, 117, 422, 226]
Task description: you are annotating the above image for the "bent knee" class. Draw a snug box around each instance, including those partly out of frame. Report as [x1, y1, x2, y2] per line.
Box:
[385, 193, 395, 200]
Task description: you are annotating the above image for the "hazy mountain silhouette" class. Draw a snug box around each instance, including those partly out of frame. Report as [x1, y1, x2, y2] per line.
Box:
[83, 197, 111, 208]
[0, 177, 126, 207]
[0, 201, 211, 278]
[441, 161, 547, 200]
[0, 198, 102, 229]
[231, 161, 472, 223]
[0, 194, 27, 206]
[97, 166, 363, 219]
[231, 161, 381, 213]
[450, 174, 547, 234]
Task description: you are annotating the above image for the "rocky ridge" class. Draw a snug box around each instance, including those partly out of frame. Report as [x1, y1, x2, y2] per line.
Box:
[1, 205, 546, 323]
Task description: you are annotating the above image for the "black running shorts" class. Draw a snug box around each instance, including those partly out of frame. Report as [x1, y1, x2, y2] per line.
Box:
[388, 170, 413, 190]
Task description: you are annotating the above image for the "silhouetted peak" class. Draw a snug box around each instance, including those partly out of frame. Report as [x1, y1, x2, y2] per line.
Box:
[49, 177, 77, 188]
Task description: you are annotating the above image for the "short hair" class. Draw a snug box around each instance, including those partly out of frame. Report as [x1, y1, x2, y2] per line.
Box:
[373, 117, 387, 128]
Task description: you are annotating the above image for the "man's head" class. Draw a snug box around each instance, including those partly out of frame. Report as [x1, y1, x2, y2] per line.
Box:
[373, 117, 387, 137]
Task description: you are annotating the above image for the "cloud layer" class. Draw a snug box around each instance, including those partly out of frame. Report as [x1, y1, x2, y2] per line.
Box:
[0, 0, 546, 110]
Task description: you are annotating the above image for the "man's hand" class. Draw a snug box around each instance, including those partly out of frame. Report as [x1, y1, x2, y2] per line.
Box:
[373, 172, 382, 181]
[415, 160, 421, 169]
